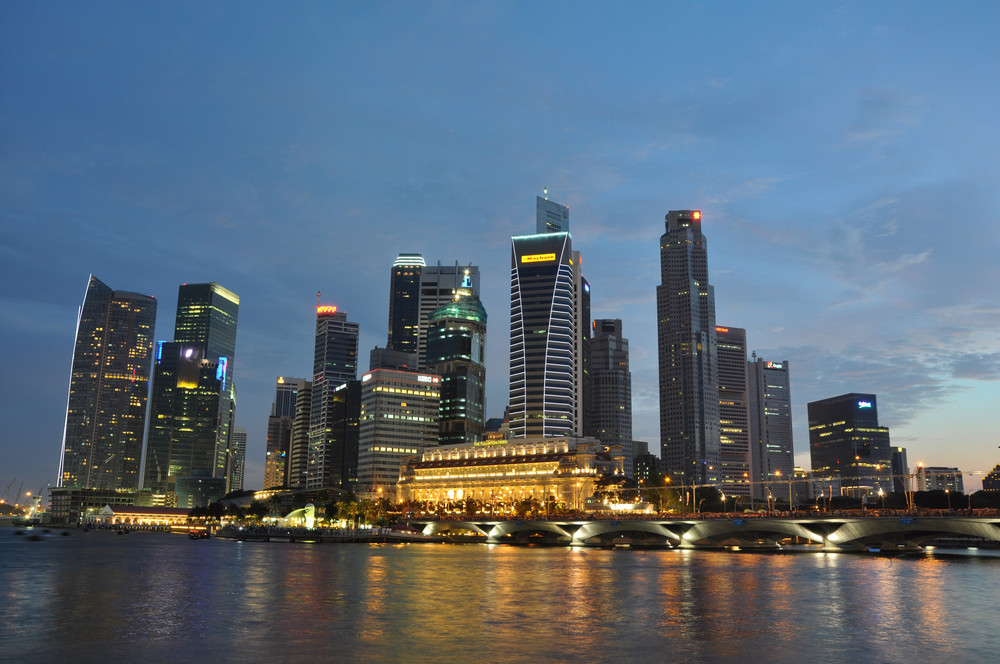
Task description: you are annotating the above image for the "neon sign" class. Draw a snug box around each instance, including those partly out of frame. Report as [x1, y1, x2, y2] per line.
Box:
[317, 305, 338, 315]
[858, 400, 872, 408]
[521, 253, 556, 263]
[217, 357, 228, 385]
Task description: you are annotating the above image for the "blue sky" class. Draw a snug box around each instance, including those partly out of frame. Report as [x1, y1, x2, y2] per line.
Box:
[3, 1, 998, 499]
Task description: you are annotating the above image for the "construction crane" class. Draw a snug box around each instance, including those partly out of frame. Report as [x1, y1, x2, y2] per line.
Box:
[1, 479, 14, 503]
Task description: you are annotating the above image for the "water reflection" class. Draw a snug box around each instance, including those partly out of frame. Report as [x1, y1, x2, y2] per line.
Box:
[1, 531, 997, 663]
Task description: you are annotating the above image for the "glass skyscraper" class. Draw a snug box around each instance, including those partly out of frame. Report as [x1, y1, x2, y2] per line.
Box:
[58, 275, 157, 491]
[657, 210, 721, 486]
[387, 253, 425, 355]
[808, 393, 892, 499]
[747, 356, 794, 499]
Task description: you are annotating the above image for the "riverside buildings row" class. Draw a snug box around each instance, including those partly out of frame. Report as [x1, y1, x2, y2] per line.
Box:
[52, 196, 970, 523]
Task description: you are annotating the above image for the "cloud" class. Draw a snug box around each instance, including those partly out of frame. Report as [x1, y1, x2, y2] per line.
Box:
[950, 353, 1000, 380]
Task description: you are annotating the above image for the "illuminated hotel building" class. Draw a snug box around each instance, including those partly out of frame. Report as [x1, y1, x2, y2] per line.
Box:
[808, 393, 892, 499]
[657, 210, 720, 486]
[426, 293, 488, 445]
[387, 253, 425, 355]
[510, 196, 579, 438]
[308, 305, 360, 490]
[265, 376, 303, 489]
[357, 368, 441, 493]
[396, 436, 624, 510]
[58, 275, 157, 491]
[747, 356, 794, 499]
[715, 326, 751, 497]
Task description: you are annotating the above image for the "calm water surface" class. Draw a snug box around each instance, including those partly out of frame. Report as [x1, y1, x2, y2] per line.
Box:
[1, 528, 997, 663]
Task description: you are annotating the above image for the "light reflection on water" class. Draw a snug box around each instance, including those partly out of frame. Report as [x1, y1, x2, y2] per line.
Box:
[1, 530, 997, 663]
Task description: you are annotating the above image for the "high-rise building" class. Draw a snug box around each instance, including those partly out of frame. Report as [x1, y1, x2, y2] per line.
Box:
[584, 319, 632, 449]
[510, 198, 576, 438]
[808, 393, 893, 499]
[308, 305, 360, 490]
[287, 380, 312, 489]
[983, 464, 1000, 492]
[142, 282, 239, 508]
[387, 253, 425, 354]
[573, 258, 590, 437]
[308, 379, 361, 490]
[357, 368, 440, 493]
[415, 262, 480, 369]
[891, 447, 909, 494]
[747, 356, 794, 499]
[265, 377, 303, 489]
[369, 347, 418, 372]
[657, 210, 720, 487]
[229, 426, 247, 492]
[58, 275, 157, 491]
[426, 293, 488, 445]
[915, 466, 964, 493]
[716, 326, 751, 497]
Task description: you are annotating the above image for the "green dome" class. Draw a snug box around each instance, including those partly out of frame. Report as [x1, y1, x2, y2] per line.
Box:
[428, 295, 487, 324]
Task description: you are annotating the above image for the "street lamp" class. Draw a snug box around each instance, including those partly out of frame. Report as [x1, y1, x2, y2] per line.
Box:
[946, 489, 951, 511]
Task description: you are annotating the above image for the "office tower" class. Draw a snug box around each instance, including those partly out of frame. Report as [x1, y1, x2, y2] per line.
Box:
[308, 305, 360, 489]
[229, 426, 246, 492]
[537, 194, 570, 233]
[510, 198, 576, 438]
[308, 379, 361, 490]
[142, 282, 239, 508]
[716, 326, 751, 497]
[387, 253, 425, 354]
[357, 368, 440, 492]
[574, 259, 590, 437]
[369, 347, 418, 372]
[415, 262, 481, 369]
[747, 356, 794, 500]
[265, 377, 303, 489]
[657, 210, 720, 487]
[585, 319, 632, 448]
[426, 293, 488, 445]
[57, 275, 157, 491]
[915, 466, 964, 493]
[808, 393, 893, 499]
[287, 380, 312, 489]
[891, 447, 909, 494]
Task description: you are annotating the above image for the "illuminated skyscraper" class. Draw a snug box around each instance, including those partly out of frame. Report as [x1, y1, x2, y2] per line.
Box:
[426, 293, 487, 445]
[510, 197, 577, 438]
[142, 282, 239, 508]
[415, 262, 480, 369]
[57, 275, 157, 491]
[716, 326, 751, 497]
[584, 319, 632, 447]
[265, 377, 303, 489]
[808, 393, 892, 499]
[308, 305, 360, 489]
[657, 210, 721, 486]
[387, 253, 425, 355]
[748, 356, 794, 499]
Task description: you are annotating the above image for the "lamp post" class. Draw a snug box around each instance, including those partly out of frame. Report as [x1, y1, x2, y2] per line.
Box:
[946, 489, 951, 511]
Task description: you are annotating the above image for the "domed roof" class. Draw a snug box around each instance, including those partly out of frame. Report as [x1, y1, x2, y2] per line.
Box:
[428, 295, 487, 324]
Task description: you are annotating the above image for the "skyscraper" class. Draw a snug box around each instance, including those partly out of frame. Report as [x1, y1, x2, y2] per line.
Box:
[584, 319, 632, 448]
[747, 356, 794, 499]
[308, 305, 360, 489]
[716, 326, 751, 497]
[387, 253, 425, 354]
[287, 380, 312, 489]
[265, 376, 303, 489]
[58, 275, 157, 491]
[415, 262, 480, 369]
[510, 197, 576, 438]
[808, 393, 892, 499]
[426, 293, 488, 445]
[229, 426, 247, 492]
[657, 210, 720, 487]
[142, 282, 239, 507]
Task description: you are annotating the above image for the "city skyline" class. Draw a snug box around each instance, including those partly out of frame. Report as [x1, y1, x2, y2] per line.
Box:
[3, 3, 999, 500]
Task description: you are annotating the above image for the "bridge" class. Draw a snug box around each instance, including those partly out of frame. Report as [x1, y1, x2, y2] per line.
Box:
[410, 516, 1000, 551]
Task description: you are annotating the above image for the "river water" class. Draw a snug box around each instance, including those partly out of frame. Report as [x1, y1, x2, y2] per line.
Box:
[1, 528, 997, 663]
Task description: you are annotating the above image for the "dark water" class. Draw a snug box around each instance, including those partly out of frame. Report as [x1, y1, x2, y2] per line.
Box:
[1, 528, 997, 663]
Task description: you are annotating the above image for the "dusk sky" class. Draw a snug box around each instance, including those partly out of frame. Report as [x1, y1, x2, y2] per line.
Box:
[3, 2, 998, 501]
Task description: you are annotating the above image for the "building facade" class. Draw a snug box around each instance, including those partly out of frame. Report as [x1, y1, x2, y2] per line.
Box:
[58, 275, 157, 492]
[808, 393, 893, 499]
[657, 210, 720, 487]
[747, 356, 794, 500]
[387, 253, 425, 355]
[584, 319, 633, 458]
[265, 376, 303, 489]
[357, 368, 441, 494]
[426, 294, 488, 445]
[716, 326, 751, 497]
[915, 466, 964, 493]
[228, 426, 247, 492]
[415, 262, 481, 370]
[287, 380, 313, 489]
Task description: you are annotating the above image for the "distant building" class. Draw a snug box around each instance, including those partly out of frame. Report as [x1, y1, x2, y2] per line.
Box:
[369, 346, 418, 372]
[265, 377, 304, 489]
[891, 447, 909, 494]
[585, 319, 634, 472]
[426, 293, 488, 445]
[716, 326, 751, 497]
[387, 253, 426, 355]
[657, 210, 720, 487]
[747, 356, 794, 500]
[228, 427, 247, 492]
[357, 368, 441, 494]
[416, 262, 481, 370]
[983, 464, 1000, 492]
[915, 466, 964, 493]
[808, 393, 892, 499]
[46, 486, 137, 525]
[634, 452, 660, 486]
[287, 380, 313, 489]
[58, 275, 157, 492]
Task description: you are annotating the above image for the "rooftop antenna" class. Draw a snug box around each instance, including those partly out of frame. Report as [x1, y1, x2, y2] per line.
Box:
[543, 187, 548, 200]
[317, 291, 321, 306]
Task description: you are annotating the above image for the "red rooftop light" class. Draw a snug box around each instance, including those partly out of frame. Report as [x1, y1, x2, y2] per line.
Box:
[693, 211, 701, 220]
